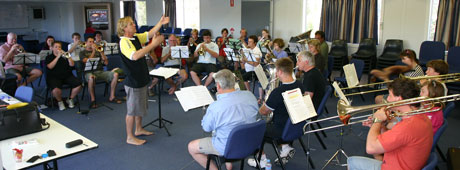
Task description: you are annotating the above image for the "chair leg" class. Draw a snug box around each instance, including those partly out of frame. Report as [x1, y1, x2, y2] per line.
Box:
[271, 140, 286, 170]
[215, 156, 223, 170]
[436, 144, 447, 162]
[325, 107, 329, 114]
[206, 155, 211, 170]
[81, 85, 86, 100]
[240, 159, 245, 170]
[311, 125, 327, 150]
[253, 154, 262, 170]
[315, 122, 328, 138]
[298, 138, 315, 169]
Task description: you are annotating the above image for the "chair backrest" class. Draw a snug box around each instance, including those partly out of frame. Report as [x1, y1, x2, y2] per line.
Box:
[380, 39, 403, 59]
[329, 40, 348, 57]
[281, 119, 306, 142]
[443, 102, 455, 118]
[419, 41, 446, 65]
[164, 27, 173, 34]
[223, 121, 266, 159]
[327, 55, 334, 74]
[432, 120, 447, 152]
[447, 46, 460, 73]
[422, 152, 438, 170]
[106, 55, 123, 71]
[183, 28, 192, 36]
[350, 59, 365, 80]
[173, 28, 182, 34]
[14, 86, 34, 103]
[316, 85, 333, 116]
[357, 38, 376, 52]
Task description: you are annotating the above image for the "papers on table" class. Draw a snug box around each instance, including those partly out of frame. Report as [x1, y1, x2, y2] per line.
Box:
[13, 53, 40, 64]
[332, 81, 350, 105]
[149, 67, 179, 79]
[38, 50, 51, 61]
[254, 65, 269, 89]
[224, 48, 240, 61]
[282, 88, 317, 124]
[343, 63, 359, 87]
[84, 58, 100, 71]
[175, 86, 215, 112]
[171, 46, 189, 59]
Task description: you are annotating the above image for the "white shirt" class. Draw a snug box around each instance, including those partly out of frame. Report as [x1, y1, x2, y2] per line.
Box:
[68, 43, 84, 61]
[162, 46, 180, 66]
[196, 42, 219, 64]
[244, 46, 262, 72]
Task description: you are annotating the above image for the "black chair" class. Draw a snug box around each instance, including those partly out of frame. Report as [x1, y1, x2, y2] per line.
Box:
[375, 39, 404, 69]
[329, 40, 348, 72]
[351, 38, 376, 83]
[419, 41, 446, 68]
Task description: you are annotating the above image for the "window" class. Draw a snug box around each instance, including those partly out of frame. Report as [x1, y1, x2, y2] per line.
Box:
[175, 0, 200, 29]
[428, 0, 439, 40]
[302, 0, 322, 35]
[119, 1, 147, 27]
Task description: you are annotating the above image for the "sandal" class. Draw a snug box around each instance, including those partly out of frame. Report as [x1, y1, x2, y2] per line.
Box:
[90, 101, 98, 109]
[109, 98, 123, 104]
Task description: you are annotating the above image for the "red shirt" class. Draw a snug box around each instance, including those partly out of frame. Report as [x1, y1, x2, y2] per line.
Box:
[425, 106, 444, 135]
[378, 114, 433, 170]
[217, 37, 227, 57]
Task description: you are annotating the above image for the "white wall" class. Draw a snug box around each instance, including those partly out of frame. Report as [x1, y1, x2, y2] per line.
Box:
[200, 0, 242, 38]
[146, 0, 163, 26]
[272, 0, 303, 43]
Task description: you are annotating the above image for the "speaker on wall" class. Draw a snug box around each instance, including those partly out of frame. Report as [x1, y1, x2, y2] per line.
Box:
[33, 8, 45, 19]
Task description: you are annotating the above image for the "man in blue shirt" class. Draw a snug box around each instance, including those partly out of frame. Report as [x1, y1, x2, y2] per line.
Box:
[188, 69, 259, 170]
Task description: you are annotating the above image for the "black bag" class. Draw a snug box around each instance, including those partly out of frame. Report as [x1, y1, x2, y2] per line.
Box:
[0, 103, 49, 140]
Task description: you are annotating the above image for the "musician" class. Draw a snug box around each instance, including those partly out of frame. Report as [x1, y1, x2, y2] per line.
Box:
[425, 59, 449, 95]
[257, 29, 271, 56]
[217, 28, 229, 61]
[188, 69, 258, 170]
[240, 35, 263, 101]
[0, 32, 42, 86]
[314, 31, 329, 60]
[267, 38, 288, 59]
[420, 80, 445, 135]
[186, 29, 203, 69]
[42, 36, 55, 50]
[94, 31, 108, 47]
[160, 34, 188, 95]
[307, 39, 327, 73]
[296, 51, 326, 110]
[118, 16, 168, 145]
[45, 41, 82, 111]
[348, 77, 433, 170]
[190, 30, 219, 87]
[80, 36, 122, 108]
[248, 58, 304, 168]
[239, 28, 248, 47]
[68, 33, 84, 62]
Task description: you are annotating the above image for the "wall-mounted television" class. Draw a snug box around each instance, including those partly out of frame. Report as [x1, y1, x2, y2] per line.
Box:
[87, 9, 108, 24]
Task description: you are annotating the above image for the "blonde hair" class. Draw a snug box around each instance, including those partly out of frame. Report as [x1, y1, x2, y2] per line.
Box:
[191, 29, 199, 35]
[308, 39, 321, 53]
[117, 16, 133, 37]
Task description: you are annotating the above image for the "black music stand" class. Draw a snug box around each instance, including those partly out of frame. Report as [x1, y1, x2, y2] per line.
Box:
[242, 49, 259, 93]
[85, 58, 113, 111]
[171, 46, 189, 89]
[13, 53, 39, 85]
[303, 121, 316, 170]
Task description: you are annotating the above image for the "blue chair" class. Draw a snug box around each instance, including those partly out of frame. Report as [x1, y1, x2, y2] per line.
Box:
[334, 59, 365, 101]
[419, 41, 446, 67]
[183, 28, 192, 37]
[173, 28, 182, 35]
[433, 120, 448, 162]
[15, 86, 34, 103]
[206, 120, 266, 170]
[310, 85, 334, 140]
[139, 25, 149, 33]
[422, 152, 438, 170]
[443, 102, 455, 118]
[447, 47, 460, 92]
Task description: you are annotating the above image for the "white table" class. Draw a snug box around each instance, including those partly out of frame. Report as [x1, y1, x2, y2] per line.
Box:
[0, 92, 98, 170]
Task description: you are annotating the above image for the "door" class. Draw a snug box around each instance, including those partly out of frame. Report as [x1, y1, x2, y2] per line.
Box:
[241, 1, 271, 37]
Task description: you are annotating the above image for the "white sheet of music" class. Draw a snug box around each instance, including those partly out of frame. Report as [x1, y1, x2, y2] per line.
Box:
[254, 65, 269, 89]
[343, 63, 359, 87]
[175, 86, 215, 112]
[84, 58, 100, 71]
[38, 50, 51, 60]
[171, 46, 189, 58]
[149, 67, 179, 79]
[224, 48, 240, 61]
[282, 88, 317, 124]
[242, 49, 259, 62]
[332, 81, 350, 105]
[13, 53, 39, 64]
[104, 43, 119, 55]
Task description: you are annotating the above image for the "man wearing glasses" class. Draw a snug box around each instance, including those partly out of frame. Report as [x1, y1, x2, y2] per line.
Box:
[160, 34, 188, 94]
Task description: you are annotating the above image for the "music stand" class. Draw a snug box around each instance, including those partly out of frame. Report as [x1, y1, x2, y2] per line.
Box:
[84, 58, 113, 111]
[13, 53, 40, 84]
[242, 49, 260, 93]
[321, 126, 349, 169]
[105, 43, 119, 55]
[288, 43, 303, 53]
[171, 46, 189, 89]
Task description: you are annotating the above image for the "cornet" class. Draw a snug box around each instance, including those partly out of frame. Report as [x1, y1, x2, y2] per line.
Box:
[197, 44, 206, 56]
[17, 48, 24, 53]
[261, 40, 275, 63]
[60, 50, 71, 59]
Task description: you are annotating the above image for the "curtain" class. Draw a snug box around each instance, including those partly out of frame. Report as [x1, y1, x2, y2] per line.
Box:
[434, 0, 460, 49]
[164, 0, 177, 28]
[319, 0, 378, 43]
[123, 1, 138, 32]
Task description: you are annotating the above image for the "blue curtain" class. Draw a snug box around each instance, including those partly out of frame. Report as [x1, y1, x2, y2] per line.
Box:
[434, 0, 460, 49]
[319, 0, 378, 44]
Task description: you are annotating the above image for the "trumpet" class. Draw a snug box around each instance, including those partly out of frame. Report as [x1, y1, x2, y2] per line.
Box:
[79, 42, 86, 48]
[61, 52, 71, 59]
[96, 45, 104, 52]
[335, 73, 460, 97]
[303, 93, 460, 134]
[197, 44, 206, 56]
[17, 48, 24, 53]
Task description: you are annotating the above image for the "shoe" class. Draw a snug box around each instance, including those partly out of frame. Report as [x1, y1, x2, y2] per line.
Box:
[275, 146, 296, 165]
[66, 98, 75, 108]
[58, 101, 66, 111]
[247, 157, 266, 169]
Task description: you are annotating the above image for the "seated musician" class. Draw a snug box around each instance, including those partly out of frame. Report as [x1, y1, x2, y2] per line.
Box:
[296, 51, 326, 110]
[425, 59, 449, 95]
[307, 39, 326, 73]
[241, 35, 263, 101]
[68, 33, 85, 73]
[80, 36, 122, 108]
[94, 31, 108, 47]
[239, 28, 248, 48]
[217, 28, 229, 64]
[45, 41, 82, 111]
[248, 58, 305, 168]
[188, 69, 259, 170]
[314, 30, 329, 61]
[160, 34, 188, 95]
[257, 29, 271, 58]
[186, 29, 203, 69]
[0, 32, 42, 86]
[348, 77, 433, 170]
[42, 36, 55, 50]
[266, 38, 288, 61]
[190, 30, 219, 87]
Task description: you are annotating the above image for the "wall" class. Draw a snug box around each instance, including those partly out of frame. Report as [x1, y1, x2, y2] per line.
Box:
[200, 0, 242, 38]
[272, 0, 303, 43]
[146, 0, 163, 26]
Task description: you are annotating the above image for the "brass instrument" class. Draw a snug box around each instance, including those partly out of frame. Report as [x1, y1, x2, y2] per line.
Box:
[303, 93, 460, 134]
[335, 73, 460, 97]
[197, 43, 206, 56]
[261, 40, 276, 63]
[79, 42, 86, 48]
[17, 48, 24, 53]
[61, 52, 71, 59]
[96, 45, 104, 52]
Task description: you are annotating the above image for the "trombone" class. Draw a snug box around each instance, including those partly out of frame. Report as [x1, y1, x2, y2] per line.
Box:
[304, 93, 460, 134]
[335, 73, 460, 97]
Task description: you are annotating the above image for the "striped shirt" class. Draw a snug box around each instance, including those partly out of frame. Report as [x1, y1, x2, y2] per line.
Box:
[404, 64, 424, 78]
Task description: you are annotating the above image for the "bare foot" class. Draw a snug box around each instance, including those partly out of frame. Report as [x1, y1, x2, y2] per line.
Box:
[126, 137, 146, 145]
[168, 85, 177, 95]
[135, 129, 154, 136]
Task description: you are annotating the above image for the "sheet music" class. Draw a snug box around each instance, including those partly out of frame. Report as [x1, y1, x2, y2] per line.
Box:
[343, 63, 359, 87]
[332, 81, 350, 105]
[224, 48, 240, 61]
[242, 49, 260, 62]
[38, 50, 51, 61]
[104, 43, 119, 55]
[282, 88, 317, 124]
[13, 53, 40, 64]
[254, 65, 269, 89]
[84, 58, 100, 71]
[171, 46, 189, 58]
[175, 86, 215, 112]
[149, 67, 179, 79]
[288, 43, 302, 53]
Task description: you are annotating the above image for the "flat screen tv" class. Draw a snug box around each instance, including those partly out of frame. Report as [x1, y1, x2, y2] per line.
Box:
[87, 9, 108, 24]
